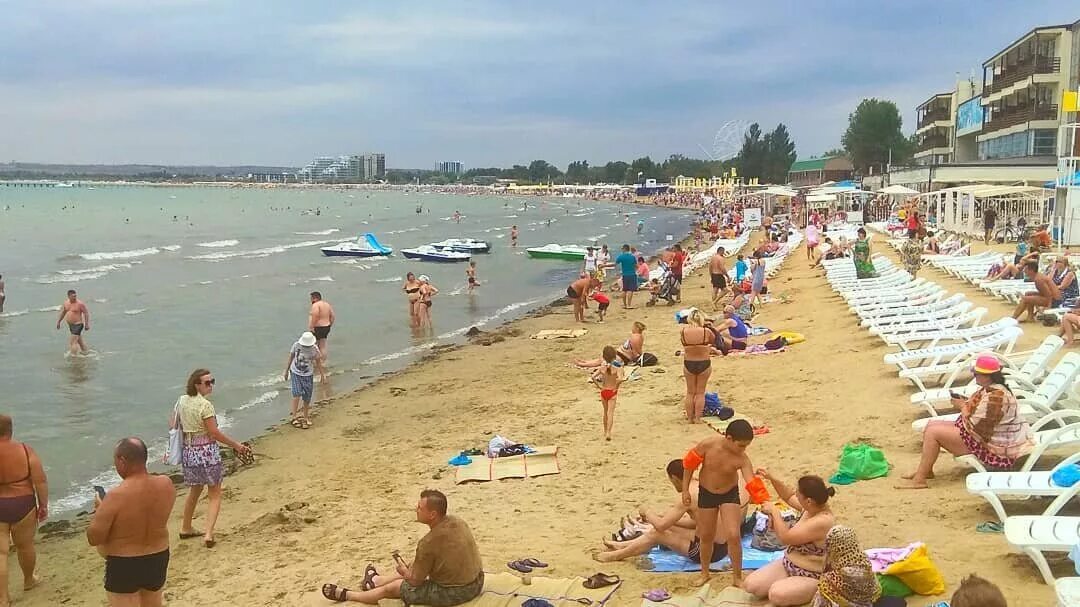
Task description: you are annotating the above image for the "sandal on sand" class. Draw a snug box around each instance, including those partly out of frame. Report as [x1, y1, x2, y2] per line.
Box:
[521, 558, 548, 568]
[300, 418, 312, 430]
[322, 584, 350, 602]
[583, 573, 620, 589]
[976, 521, 1004, 533]
[290, 418, 303, 428]
[642, 589, 671, 602]
[203, 538, 216, 548]
[178, 531, 203, 540]
[508, 560, 533, 573]
[361, 564, 379, 591]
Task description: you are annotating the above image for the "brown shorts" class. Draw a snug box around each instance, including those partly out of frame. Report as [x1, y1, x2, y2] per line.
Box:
[400, 573, 484, 607]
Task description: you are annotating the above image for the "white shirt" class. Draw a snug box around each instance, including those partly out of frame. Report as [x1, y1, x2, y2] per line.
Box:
[584, 253, 598, 272]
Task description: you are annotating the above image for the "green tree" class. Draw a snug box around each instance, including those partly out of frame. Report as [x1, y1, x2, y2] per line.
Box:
[762, 123, 797, 183]
[629, 156, 656, 183]
[603, 161, 629, 183]
[821, 148, 846, 157]
[736, 123, 766, 180]
[842, 98, 911, 174]
[565, 160, 589, 184]
[527, 160, 560, 183]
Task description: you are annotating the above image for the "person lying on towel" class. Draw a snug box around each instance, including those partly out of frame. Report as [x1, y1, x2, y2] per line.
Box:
[594, 459, 747, 565]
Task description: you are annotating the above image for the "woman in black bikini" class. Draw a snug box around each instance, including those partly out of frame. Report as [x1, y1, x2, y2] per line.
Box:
[0, 415, 46, 601]
[681, 310, 715, 424]
[417, 275, 439, 329]
[402, 273, 423, 327]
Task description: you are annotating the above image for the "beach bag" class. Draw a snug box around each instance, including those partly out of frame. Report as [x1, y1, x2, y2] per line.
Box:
[876, 574, 914, 598]
[763, 336, 787, 351]
[829, 443, 890, 485]
[882, 544, 945, 595]
[163, 397, 184, 466]
[639, 353, 658, 367]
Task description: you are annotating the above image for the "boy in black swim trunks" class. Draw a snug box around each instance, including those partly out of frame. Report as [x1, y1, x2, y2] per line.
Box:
[681, 419, 755, 587]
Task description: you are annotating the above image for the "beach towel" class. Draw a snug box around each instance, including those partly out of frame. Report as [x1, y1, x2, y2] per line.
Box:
[531, 329, 589, 340]
[726, 345, 786, 356]
[455, 446, 560, 484]
[829, 443, 890, 485]
[641, 585, 760, 607]
[702, 415, 756, 435]
[645, 534, 784, 572]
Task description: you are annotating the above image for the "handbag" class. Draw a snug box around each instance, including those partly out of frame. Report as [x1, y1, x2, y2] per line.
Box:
[163, 396, 184, 466]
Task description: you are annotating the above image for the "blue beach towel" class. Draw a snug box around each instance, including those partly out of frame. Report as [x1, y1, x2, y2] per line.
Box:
[645, 534, 784, 572]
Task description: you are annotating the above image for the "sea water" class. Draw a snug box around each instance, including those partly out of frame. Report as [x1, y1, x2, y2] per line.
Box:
[0, 186, 692, 514]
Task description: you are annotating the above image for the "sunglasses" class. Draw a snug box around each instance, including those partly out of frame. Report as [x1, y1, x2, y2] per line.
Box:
[202, 379, 216, 386]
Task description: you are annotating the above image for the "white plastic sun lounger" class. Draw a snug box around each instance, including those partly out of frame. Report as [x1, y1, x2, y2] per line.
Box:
[846, 285, 946, 309]
[966, 452, 1080, 523]
[861, 302, 974, 331]
[957, 411, 1080, 474]
[908, 336, 1065, 407]
[882, 317, 1018, 352]
[1056, 577, 1080, 606]
[884, 326, 1022, 373]
[869, 307, 987, 338]
[856, 294, 965, 321]
[1004, 515, 1080, 584]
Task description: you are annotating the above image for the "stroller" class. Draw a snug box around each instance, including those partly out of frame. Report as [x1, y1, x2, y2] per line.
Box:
[651, 261, 680, 305]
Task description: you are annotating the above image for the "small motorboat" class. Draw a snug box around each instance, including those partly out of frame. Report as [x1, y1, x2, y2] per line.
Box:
[430, 238, 491, 253]
[401, 245, 471, 262]
[526, 244, 588, 260]
[321, 233, 393, 257]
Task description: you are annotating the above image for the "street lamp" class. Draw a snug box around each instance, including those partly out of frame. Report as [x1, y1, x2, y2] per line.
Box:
[637, 171, 643, 184]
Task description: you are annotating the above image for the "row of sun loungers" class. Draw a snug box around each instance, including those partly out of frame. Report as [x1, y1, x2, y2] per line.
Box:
[822, 252, 1080, 595]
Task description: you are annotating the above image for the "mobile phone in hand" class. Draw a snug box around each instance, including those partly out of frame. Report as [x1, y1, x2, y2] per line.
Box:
[949, 391, 963, 400]
[93, 485, 106, 500]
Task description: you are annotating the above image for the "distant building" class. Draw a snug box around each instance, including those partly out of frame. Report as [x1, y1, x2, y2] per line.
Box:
[437, 161, 465, 175]
[362, 153, 386, 180]
[787, 156, 854, 187]
[248, 172, 294, 183]
[298, 153, 384, 183]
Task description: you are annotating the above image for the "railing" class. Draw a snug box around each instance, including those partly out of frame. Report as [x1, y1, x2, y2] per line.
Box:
[983, 104, 1058, 133]
[917, 109, 951, 129]
[984, 56, 1061, 95]
[917, 135, 950, 152]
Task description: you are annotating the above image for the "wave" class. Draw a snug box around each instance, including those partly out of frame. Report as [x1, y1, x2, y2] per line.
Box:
[0, 309, 30, 318]
[36, 271, 108, 284]
[161, 245, 181, 251]
[249, 372, 284, 388]
[93, 298, 108, 303]
[77, 247, 160, 261]
[331, 259, 376, 269]
[308, 276, 334, 282]
[197, 281, 213, 285]
[362, 343, 436, 366]
[236, 390, 280, 411]
[37, 305, 62, 312]
[374, 276, 403, 283]
[123, 308, 147, 315]
[436, 297, 545, 339]
[384, 227, 422, 235]
[186, 239, 338, 261]
[197, 240, 239, 248]
[294, 229, 340, 236]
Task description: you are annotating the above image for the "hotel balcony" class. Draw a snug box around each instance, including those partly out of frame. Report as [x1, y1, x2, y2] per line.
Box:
[916, 135, 950, 153]
[917, 108, 951, 130]
[983, 104, 1058, 134]
[984, 56, 1061, 96]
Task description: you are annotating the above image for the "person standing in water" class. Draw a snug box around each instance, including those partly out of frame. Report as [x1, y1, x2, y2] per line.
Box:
[56, 289, 90, 355]
[466, 262, 478, 294]
[0, 273, 5, 313]
[637, 219, 645, 235]
[510, 225, 518, 247]
[453, 210, 461, 224]
[417, 276, 439, 329]
[308, 291, 335, 362]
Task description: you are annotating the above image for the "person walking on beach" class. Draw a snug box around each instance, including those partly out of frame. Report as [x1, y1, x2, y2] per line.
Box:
[681, 310, 715, 423]
[466, 262, 478, 294]
[510, 226, 518, 247]
[583, 247, 598, 278]
[0, 415, 47, 604]
[86, 437, 175, 607]
[983, 206, 998, 244]
[567, 276, 600, 323]
[308, 291, 334, 362]
[681, 419, 756, 588]
[174, 368, 251, 549]
[592, 346, 625, 441]
[56, 289, 90, 355]
[709, 247, 730, 308]
[284, 332, 325, 430]
[615, 245, 638, 309]
[750, 251, 767, 306]
[321, 490, 484, 605]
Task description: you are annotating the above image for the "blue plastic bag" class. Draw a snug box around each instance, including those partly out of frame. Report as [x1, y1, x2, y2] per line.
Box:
[1052, 464, 1080, 487]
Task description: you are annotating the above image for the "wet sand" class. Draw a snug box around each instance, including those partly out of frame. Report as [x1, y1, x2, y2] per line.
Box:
[10, 232, 1062, 606]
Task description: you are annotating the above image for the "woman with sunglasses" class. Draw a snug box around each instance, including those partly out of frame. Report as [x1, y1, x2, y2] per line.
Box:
[174, 368, 251, 548]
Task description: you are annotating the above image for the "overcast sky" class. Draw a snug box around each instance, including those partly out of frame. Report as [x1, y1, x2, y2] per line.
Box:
[1, 1, 1076, 168]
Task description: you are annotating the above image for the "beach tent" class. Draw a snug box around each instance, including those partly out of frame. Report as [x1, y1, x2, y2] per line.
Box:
[879, 185, 920, 195]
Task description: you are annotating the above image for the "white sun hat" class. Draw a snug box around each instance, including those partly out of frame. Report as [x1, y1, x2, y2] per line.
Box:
[298, 331, 317, 347]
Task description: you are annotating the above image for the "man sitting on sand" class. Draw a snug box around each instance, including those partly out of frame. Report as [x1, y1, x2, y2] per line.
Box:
[595, 459, 746, 564]
[322, 490, 483, 605]
[87, 438, 176, 607]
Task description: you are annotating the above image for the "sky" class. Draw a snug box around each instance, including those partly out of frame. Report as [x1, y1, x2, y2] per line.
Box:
[1, 1, 1077, 169]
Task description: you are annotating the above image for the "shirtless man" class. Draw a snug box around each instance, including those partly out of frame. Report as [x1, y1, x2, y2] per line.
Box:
[595, 459, 746, 563]
[1013, 261, 1059, 322]
[87, 438, 176, 607]
[56, 289, 90, 355]
[681, 419, 756, 587]
[466, 262, 478, 294]
[510, 225, 518, 247]
[567, 277, 600, 323]
[308, 291, 335, 361]
[0, 273, 5, 313]
[708, 247, 730, 308]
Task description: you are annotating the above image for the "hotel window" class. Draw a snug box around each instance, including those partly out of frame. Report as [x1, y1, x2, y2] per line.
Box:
[1033, 129, 1056, 155]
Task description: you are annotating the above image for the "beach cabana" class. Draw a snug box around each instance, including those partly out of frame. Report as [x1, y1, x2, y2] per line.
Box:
[921, 185, 1053, 238]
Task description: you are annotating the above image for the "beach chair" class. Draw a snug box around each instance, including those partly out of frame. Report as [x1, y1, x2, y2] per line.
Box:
[884, 326, 1022, 374]
[1057, 577, 1080, 606]
[1004, 515, 1080, 584]
[869, 307, 987, 338]
[908, 335, 1065, 408]
[881, 317, 1018, 352]
[966, 452, 1080, 523]
[863, 302, 976, 335]
[856, 294, 966, 323]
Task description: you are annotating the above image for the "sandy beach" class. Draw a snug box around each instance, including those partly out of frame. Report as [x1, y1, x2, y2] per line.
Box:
[9, 231, 1062, 606]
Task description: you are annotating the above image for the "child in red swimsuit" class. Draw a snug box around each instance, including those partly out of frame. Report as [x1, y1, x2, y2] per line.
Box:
[591, 346, 626, 441]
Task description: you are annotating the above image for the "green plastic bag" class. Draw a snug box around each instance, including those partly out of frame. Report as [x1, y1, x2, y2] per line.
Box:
[877, 574, 914, 597]
[828, 443, 890, 485]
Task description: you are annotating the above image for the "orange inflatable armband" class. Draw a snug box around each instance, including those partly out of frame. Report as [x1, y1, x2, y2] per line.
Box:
[683, 449, 704, 472]
[745, 476, 770, 505]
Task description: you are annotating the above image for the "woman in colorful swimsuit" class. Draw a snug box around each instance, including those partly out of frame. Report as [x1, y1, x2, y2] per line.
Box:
[680, 310, 715, 424]
[0, 415, 47, 602]
[574, 322, 646, 368]
[402, 273, 423, 327]
[743, 473, 835, 606]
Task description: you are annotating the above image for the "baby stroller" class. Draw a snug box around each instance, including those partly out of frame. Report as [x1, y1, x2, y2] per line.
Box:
[655, 262, 681, 305]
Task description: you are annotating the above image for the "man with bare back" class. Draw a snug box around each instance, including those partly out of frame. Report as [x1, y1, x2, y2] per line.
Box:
[681, 419, 756, 587]
[708, 247, 730, 307]
[308, 291, 335, 362]
[56, 289, 90, 355]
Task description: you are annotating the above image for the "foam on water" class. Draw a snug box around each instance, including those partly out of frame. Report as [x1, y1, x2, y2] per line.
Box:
[123, 308, 147, 315]
[78, 247, 161, 261]
[374, 276, 403, 283]
[236, 390, 280, 411]
[36, 305, 62, 312]
[161, 245, 182, 251]
[197, 239, 239, 248]
[186, 239, 337, 261]
[35, 271, 108, 284]
[294, 229, 340, 236]
[436, 297, 545, 339]
[250, 371, 284, 388]
[308, 276, 334, 282]
[0, 309, 30, 318]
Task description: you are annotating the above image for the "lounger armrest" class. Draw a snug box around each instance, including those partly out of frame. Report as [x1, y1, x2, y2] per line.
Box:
[1043, 479, 1080, 516]
[1032, 412, 1080, 432]
[1052, 451, 1080, 472]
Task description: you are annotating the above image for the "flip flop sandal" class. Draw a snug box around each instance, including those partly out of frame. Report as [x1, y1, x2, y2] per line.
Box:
[290, 418, 303, 428]
[507, 560, 533, 573]
[301, 418, 312, 430]
[976, 521, 1004, 533]
[361, 564, 379, 591]
[178, 531, 203, 540]
[322, 583, 350, 602]
[582, 573, 620, 589]
[522, 600, 555, 607]
[642, 589, 671, 602]
[521, 558, 548, 568]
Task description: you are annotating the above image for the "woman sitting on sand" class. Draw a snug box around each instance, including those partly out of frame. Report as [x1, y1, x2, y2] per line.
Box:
[810, 526, 880, 607]
[897, 355, 1033, 489]
[744, 473, 835, 606]
[402, 273, 423, 327]
[575, 322, 646, 367]
[636, 255, 651, 285]
[681, 310, 714, 424]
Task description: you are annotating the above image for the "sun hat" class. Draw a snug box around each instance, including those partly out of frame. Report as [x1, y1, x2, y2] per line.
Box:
[298, 331, 317, 347]
[973, 354, 1001, 374]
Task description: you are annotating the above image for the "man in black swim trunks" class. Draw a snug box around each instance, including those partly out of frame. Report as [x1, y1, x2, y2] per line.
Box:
[87, 437, 176, 606]
[708, 247, 730, 309]
[309, 291, 335, 362]
[681, 419, 755, 587]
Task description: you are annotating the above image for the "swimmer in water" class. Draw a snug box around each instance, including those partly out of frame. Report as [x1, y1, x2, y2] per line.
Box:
[637, 219, 645, 234]
[510, 225, 519, 247]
